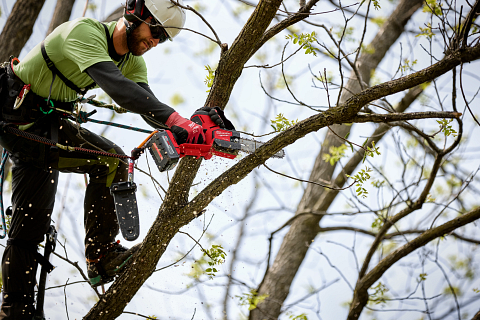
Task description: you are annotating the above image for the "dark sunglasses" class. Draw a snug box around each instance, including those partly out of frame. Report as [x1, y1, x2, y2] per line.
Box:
[149, 23, 169, 43]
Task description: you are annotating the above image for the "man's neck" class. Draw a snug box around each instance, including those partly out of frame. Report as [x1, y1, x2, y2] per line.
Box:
[112, 18, 129, 56]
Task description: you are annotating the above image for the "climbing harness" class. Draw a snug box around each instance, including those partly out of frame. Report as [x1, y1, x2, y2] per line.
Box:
[0, 94, 160, 242]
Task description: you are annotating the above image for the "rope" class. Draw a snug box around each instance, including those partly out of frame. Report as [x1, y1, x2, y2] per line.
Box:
[4, 126, 133, 160]
[0, 150, 8, 239]
[81, 98, 129, 114]
[86, 118, 152, 134]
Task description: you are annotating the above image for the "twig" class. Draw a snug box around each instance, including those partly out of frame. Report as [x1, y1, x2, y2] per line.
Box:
[244, 43, 304, 69]
[52, 244, 100, 298]
[263, 162, 355, 190]
[123, 311, 159, 319]
[177, 231, 212, 259]
[45, 280, 89, 290]
[82, 0, 89, 17]
[459, 63, 480, 126]
[154, 216, 214, 272]
[169, 0, 222, 45]
[64, 278, 70, 320]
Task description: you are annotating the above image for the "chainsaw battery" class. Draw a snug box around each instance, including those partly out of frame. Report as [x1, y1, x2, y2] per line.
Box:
[146, 130, 180, 172]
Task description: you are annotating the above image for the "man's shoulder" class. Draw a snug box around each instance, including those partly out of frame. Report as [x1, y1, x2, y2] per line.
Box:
[53, 17, 114, 41]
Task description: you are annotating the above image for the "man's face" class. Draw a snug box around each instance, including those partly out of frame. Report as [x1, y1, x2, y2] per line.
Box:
[127, 18, 161, 56]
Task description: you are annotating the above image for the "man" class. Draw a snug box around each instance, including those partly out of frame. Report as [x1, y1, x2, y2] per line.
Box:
[0, 0, 225, 318]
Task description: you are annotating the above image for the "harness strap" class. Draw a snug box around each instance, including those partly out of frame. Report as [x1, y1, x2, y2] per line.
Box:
[40, 22, 127, 97]
[40, 42, 94, 96]
[6, 238, 55, 273]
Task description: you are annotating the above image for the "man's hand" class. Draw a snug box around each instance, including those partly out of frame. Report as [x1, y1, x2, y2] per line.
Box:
[166, 112, 205, 144]
[195, 106, 236, 130]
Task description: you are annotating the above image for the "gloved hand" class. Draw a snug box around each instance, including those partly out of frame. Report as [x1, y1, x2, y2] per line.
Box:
[195, 106, 236, 130]
[166, 111, 205, 145]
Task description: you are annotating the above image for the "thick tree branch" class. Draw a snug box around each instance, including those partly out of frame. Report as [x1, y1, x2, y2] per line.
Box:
[350, 111, 461, 123]
[46, 0, 75, 36]
[317, 226, 480, 245]
[348, 206, 480, 320]
[0, 0, 46, 62]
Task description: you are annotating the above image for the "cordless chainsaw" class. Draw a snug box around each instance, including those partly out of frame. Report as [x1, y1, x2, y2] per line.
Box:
[146, 109, 285, 172]
[110, 109, 284, 241]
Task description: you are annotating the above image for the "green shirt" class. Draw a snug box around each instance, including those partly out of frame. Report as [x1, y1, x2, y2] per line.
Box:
[14, 18, 148, 102]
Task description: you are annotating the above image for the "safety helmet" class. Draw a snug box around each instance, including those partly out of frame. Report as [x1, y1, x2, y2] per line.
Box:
[124, 0, 186, 39]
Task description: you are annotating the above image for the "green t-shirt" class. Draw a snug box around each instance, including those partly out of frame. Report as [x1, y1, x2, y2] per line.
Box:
[14, 18, 148, 102]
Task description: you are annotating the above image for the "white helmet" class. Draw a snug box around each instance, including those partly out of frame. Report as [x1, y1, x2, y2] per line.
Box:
[124, 0, 186, 39]
[145, 0, 186, 39]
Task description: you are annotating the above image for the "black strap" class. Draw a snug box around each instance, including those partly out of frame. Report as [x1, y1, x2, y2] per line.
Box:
[102, 23, 130, 70]
[40, 41, 93, 96]
[7, 238, 55, 273]
[40, 22, 114, 96]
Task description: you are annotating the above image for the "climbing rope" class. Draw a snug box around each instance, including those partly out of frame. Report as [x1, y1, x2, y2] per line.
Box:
[3, 125, 134, 160]
[81, 117, 152, 134]
[80, 97, 129, 114]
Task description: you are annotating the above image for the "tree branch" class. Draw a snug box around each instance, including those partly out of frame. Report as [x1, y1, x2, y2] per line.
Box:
[350, 111, 461, 123]
[348, 206, 480, 320]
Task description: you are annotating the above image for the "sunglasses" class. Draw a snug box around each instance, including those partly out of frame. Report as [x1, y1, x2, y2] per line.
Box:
[149, 23, 170, 43]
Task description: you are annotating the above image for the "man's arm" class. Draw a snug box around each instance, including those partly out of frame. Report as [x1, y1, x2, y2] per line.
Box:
[85, 61, 175, 125]
[136, 82, 169, 129]
[85, 61, 205, 144]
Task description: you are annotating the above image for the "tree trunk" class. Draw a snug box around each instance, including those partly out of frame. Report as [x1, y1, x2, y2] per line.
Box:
[46, 0, 75, 36]
[249, 0, 424, 318]
[0, 0, 46, 62]
[103, 5, 123, 22]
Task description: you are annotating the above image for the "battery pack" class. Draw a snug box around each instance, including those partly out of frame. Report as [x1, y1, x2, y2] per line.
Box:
[110, 182, 139, 241]
[146, 130, 180, 172]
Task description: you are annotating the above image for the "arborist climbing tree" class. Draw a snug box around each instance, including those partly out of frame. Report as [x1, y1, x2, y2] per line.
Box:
[0, 0, 231, 318]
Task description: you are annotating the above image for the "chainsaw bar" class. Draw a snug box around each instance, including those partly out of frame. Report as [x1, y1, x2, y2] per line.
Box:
[239, 138, 285, 158]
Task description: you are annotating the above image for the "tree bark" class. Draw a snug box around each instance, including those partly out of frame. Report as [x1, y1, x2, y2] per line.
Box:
[103, 5, 124, 22]
[0, 0, 46, 62]
[250, 0, 424, 318]
[46, 0, 75, 36]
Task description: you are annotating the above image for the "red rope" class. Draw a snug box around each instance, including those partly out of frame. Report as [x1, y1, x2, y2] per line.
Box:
[4, 126, 132, 160]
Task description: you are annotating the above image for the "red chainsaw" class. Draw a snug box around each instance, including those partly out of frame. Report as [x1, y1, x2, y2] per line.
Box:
[146, 109, 285, 172]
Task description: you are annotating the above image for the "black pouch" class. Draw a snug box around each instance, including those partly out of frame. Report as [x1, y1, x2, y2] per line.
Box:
[0, 62, 40, 124]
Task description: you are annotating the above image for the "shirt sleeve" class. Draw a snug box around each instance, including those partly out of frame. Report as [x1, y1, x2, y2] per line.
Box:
[85, 61, 175, 125]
